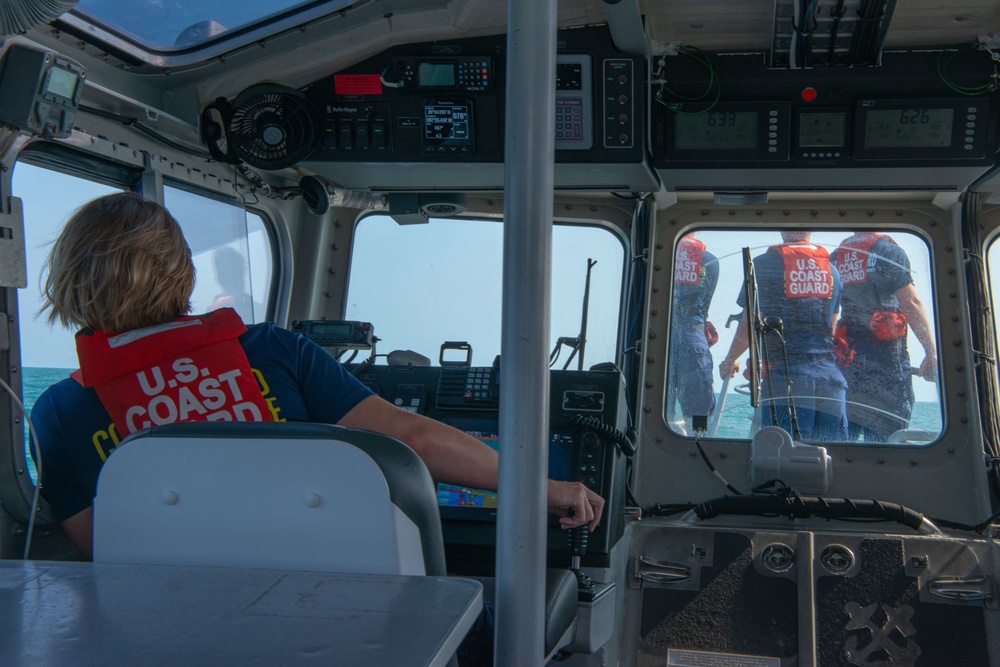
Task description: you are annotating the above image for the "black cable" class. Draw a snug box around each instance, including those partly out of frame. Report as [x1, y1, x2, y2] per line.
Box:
[850, 0, 888, 65]
[762, 324, 802, 440]
[693, 431, 742, 495]
[825, 0, 847, 65]
[962, 193, 1000, 508]
[569, 414, 636, 457]
[760, 327, 781, 428]
[794, 0, 819, 68]
[78, 104, 213, 158]
[643, 502, 696, 518]
[693, 494, 925, 531]
[350, 353, 377, 377]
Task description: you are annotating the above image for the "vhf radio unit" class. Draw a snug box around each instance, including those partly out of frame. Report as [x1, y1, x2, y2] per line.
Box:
[290, 320, 375, 349]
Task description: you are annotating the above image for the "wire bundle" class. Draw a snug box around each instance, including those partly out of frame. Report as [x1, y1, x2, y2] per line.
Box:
[849, 0, 895, 65]
[937, 45, 999, 96]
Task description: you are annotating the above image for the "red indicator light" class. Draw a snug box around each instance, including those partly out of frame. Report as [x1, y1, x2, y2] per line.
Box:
[801, 87, 818, 102]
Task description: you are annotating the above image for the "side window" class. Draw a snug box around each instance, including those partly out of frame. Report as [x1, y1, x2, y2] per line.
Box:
[163, 185, 275, 324]
[16, 170, 277, 480]
[16, 162, 123, 479]
[346, 215, 624, 368]
[665, 229, 942, 445]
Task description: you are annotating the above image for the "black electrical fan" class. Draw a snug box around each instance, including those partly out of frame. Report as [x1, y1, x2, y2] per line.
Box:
[202, 83, 320, 170]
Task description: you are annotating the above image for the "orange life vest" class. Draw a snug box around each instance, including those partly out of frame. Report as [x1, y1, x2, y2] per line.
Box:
[769, 243, 834, 299]
[73, 308, 273, 437]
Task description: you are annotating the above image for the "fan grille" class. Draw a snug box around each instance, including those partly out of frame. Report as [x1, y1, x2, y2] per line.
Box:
[227, 87, 318, 170]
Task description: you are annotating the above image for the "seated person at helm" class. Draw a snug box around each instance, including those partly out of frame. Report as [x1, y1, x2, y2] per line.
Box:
[31, 192, 604, 558]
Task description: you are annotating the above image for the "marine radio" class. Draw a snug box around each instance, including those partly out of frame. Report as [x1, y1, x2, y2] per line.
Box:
[289, 319, 374, 349]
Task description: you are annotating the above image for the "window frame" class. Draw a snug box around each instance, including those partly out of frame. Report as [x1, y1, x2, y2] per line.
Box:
[662, 225, 942, 446]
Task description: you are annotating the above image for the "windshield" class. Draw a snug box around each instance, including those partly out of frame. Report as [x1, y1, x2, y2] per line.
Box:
[346, 214, 625, 368]
[71, 0, 355, 51]
[665, 228, 942, 445]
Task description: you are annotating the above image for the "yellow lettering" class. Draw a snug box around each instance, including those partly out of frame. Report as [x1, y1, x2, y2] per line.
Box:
[252, 367, 270, 396]
[91, 423, 120, 462]
[266, 395, 285, 422]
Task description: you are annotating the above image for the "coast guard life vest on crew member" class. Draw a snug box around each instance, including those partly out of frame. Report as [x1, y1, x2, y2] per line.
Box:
[770, 243, 834, 300]
[674, 236, 706, 287]
[72, 308, 273, 438]
[761, 242, 837, 356]
[674, 236, 714, 333]
[832, 232, 908, 343]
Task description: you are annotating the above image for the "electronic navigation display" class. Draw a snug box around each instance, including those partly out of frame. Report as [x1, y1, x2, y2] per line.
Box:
[422, 100, 474, 153]
[675, 111, 758, 151]
[799, 110, 847, 148]
[863, 108, 954, 149]
[436, 421, 575, 515]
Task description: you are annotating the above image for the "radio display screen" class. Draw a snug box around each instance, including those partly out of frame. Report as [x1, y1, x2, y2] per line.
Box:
[863, 108, 954, 149]
[675, 111, 758, 151]
[45, 67, 79, 100]
[311, 322, 352, 335]
[418, 62, 456, 87]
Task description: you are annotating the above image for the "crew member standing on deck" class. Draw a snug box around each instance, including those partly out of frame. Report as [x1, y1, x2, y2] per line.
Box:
[719, 231, 848, 441]
[666, 233, 719, 433]
[832, 232, 937, 442]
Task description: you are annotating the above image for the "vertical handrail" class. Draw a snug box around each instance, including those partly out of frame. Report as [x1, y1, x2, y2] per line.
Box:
[494, 0, 557, 665]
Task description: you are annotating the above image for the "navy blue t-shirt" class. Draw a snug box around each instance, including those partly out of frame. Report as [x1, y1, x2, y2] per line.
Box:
[30, 323, 374, 522]
[738, 244, 842, 356]
[834, 234, 913, 343]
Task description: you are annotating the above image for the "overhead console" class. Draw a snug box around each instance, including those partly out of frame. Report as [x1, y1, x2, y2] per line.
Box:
[652, 48, 999, 191]
[350, 363, 629, 574]
[298, 26, 656, 191]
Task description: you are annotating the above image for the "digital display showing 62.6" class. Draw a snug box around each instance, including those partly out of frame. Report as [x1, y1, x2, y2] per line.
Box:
[863, 108, 954, 149]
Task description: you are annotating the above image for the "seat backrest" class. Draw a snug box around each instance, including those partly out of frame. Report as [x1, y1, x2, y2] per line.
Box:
[92, 422, 447, 576]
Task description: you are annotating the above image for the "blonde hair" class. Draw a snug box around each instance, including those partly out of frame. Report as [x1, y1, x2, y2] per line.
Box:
[42, 193, 195, 332]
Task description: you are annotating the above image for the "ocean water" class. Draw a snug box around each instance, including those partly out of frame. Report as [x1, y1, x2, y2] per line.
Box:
[21, 367, 74, 481]
[707, 393, 943, 441]
[18, 367, 946, 482]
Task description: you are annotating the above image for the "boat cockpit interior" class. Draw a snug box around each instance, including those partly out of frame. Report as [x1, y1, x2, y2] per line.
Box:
[2, 1, 1000, 665]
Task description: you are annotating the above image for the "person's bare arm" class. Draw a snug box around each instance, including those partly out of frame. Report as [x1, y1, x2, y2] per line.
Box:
[719, 312, 750, 380]
[896, 282, 937, 380]
[339, 395, 604, 531]
[62, 507, 94, 560]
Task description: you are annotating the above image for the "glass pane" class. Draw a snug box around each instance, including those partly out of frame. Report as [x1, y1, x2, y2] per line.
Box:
[665, 229, 942, 445]
[73, 0, 355, 50]
[163, 186, 274, 325]
[15, 162, 123, 480]
[346, 215, 624, 368]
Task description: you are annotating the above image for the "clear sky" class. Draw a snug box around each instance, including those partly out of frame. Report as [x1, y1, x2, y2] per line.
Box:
[15, 163, 119, 369]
